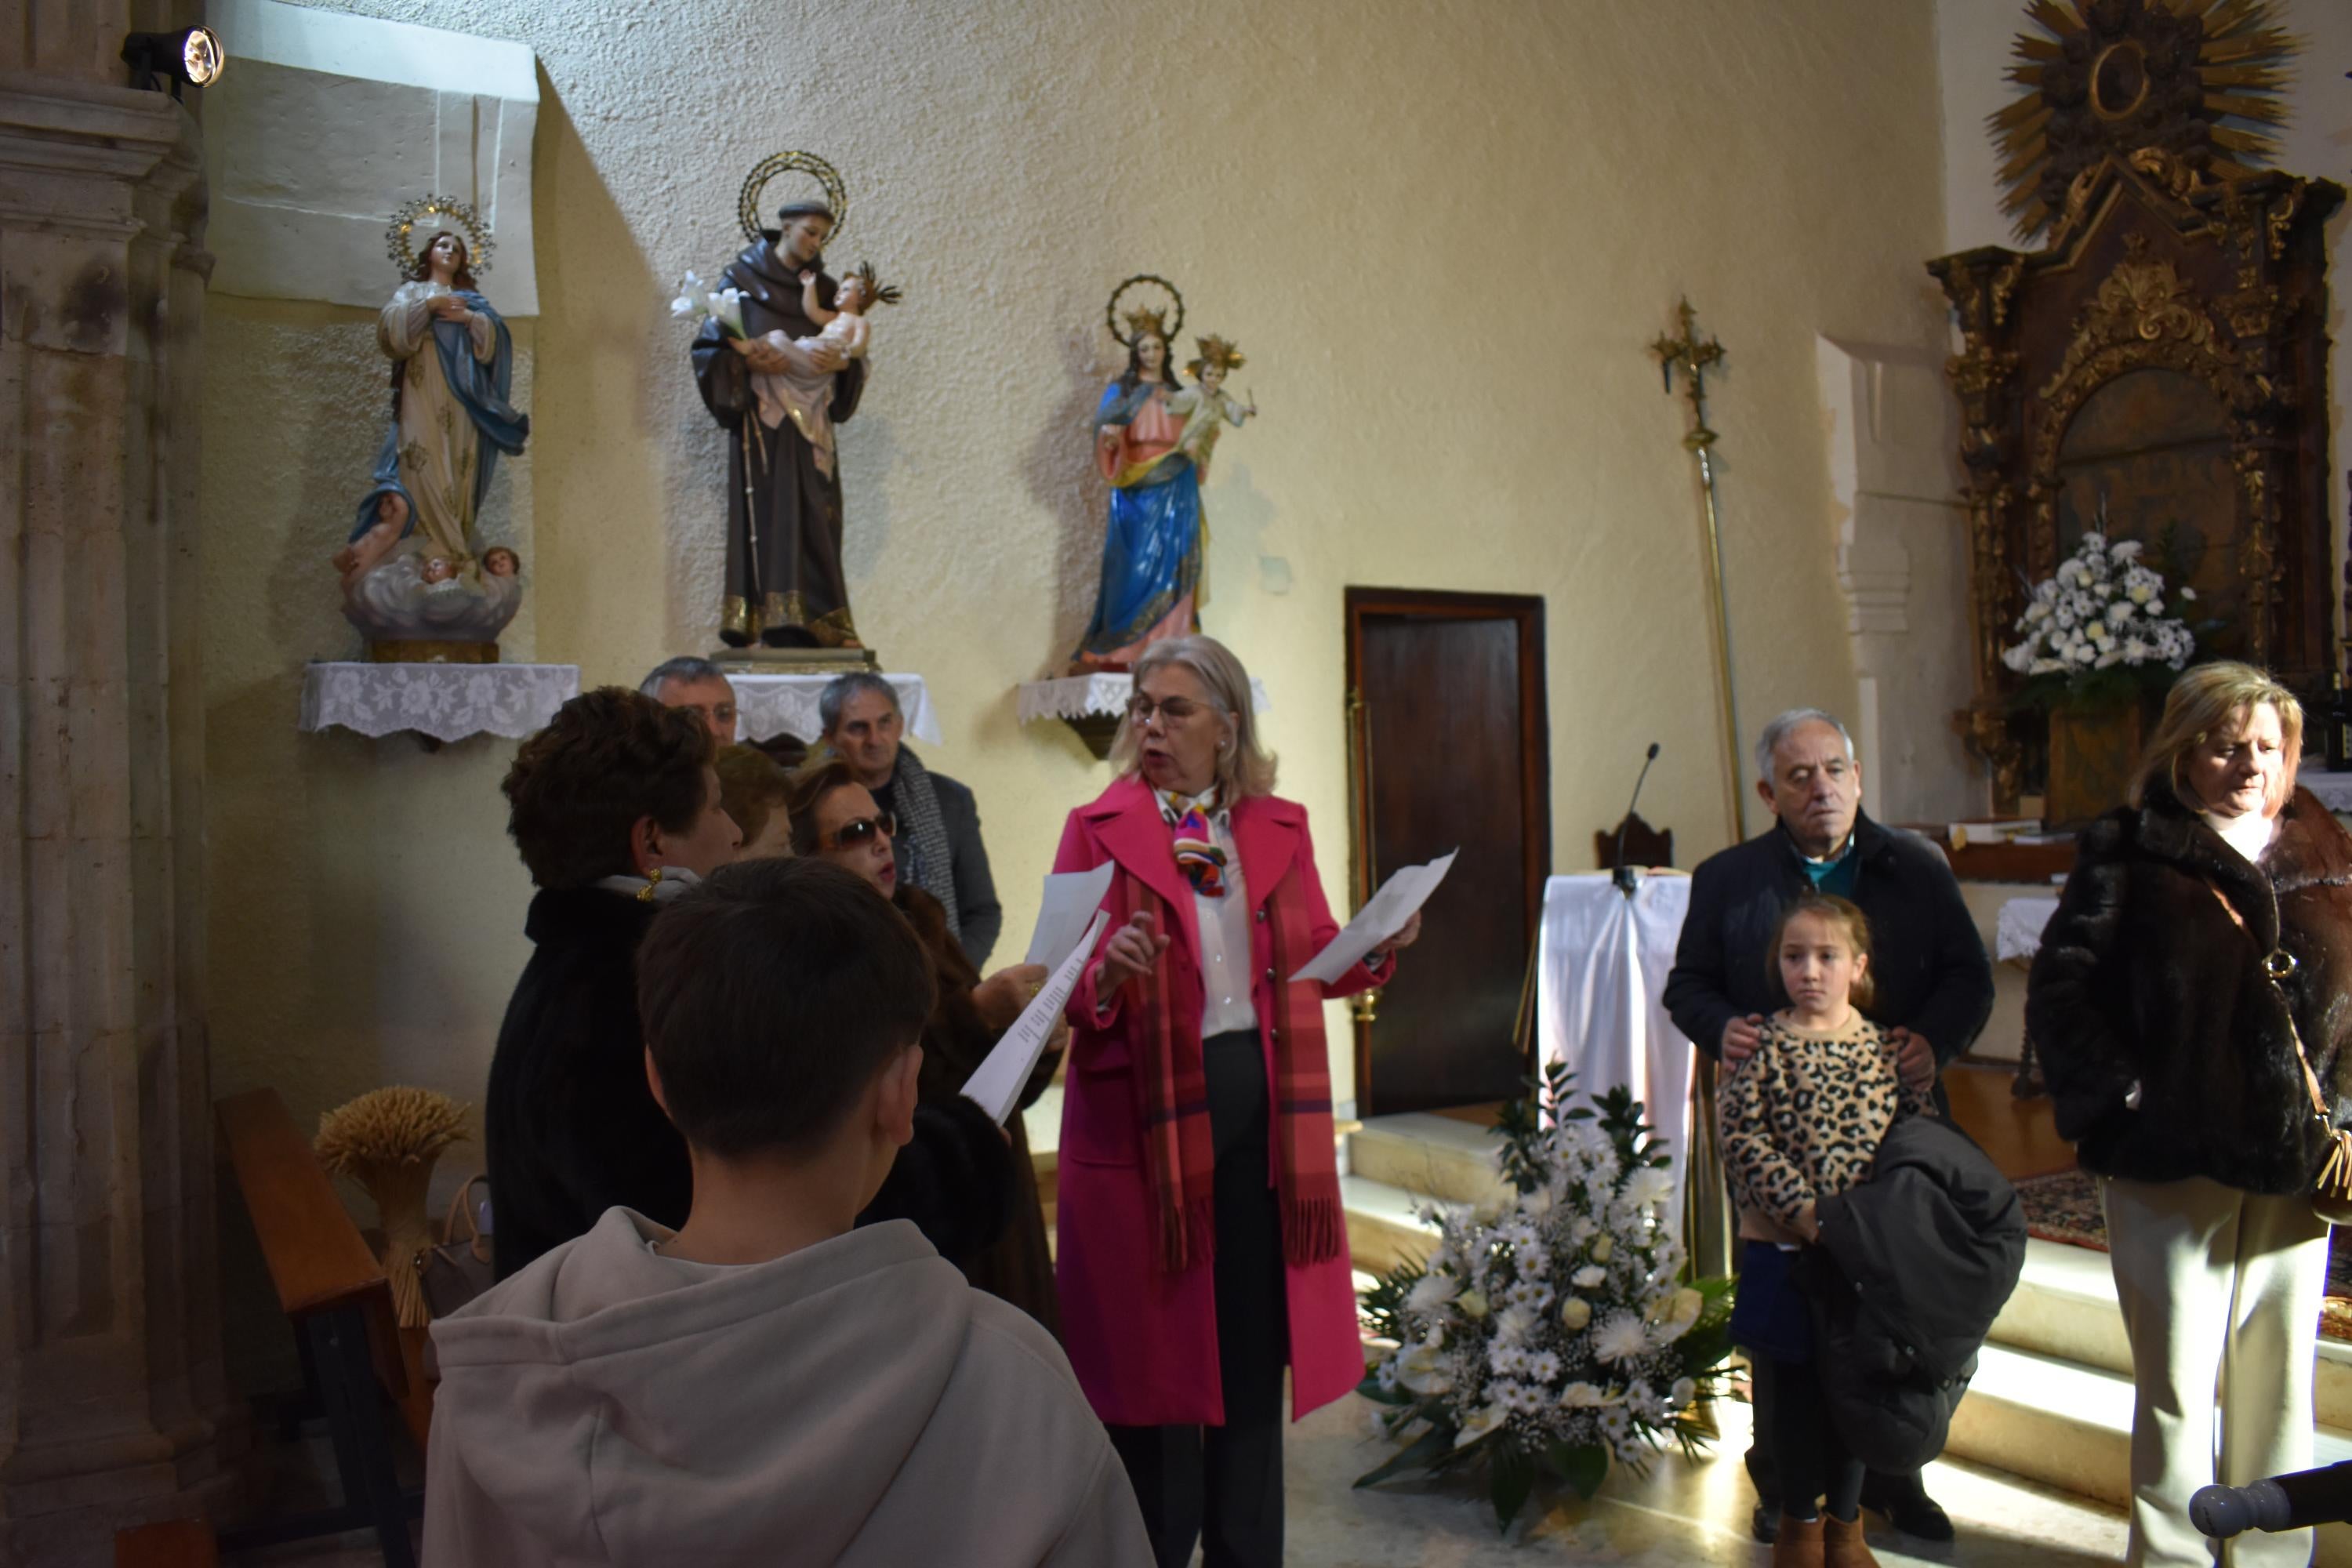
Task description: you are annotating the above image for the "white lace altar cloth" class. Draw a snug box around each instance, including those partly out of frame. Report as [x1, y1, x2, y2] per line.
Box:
[299, 662, 582, 743]
[1537, 872, 1697, 1217]
[1015, 673, 1271, 725]
[731, 674, 939, 746]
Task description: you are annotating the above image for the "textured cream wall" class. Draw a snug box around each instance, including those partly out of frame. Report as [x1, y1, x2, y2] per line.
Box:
[198, 0, 1953, 1330]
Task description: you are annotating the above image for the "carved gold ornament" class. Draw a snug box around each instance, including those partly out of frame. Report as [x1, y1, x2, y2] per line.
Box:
[2034, 260, 2229, 405]
[386, 194, 495, 277]
[1990, 0, 2295, 241]
[739, 151, 849, 245]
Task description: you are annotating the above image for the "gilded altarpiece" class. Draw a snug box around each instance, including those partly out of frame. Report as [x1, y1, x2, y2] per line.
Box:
[1931, 151, 2341, 810]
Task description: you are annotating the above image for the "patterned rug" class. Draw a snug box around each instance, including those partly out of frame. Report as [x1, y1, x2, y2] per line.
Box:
[2014, 1169, 2352, 1341]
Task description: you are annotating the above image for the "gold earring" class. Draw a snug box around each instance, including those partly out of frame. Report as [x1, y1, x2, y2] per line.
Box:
[637, 865, 665, 903]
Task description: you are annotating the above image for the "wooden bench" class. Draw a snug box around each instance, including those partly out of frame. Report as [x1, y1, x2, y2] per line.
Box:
[216, 1087, 421, 1568]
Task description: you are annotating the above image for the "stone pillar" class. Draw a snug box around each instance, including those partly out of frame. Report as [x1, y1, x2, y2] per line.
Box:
[0, 65, 236, 1565]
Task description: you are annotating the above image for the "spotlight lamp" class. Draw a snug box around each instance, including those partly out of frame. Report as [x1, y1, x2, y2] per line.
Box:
[122, 27, 226, 99]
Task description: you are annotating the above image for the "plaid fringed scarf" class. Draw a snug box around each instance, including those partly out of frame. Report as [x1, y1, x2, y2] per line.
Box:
[1120, 860, 1345, 1275]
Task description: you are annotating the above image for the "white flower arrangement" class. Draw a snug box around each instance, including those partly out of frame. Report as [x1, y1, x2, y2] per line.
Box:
[668, 269, 748, 339]
[2000, 529, 2196, 684]
[1356, 1071, 1733, 1530]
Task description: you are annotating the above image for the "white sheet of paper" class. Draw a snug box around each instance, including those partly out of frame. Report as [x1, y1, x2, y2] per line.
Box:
[964, 909, 1110, 1125]
[1022, 862, 1118, 970]
[1290, 849, 1457, 985]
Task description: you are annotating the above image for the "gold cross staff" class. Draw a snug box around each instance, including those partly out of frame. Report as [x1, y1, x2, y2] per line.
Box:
[1650, 298, 1743, 846]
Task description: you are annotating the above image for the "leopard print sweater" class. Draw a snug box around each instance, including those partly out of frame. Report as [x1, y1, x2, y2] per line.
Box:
[1717, 1011, 1931, 1244]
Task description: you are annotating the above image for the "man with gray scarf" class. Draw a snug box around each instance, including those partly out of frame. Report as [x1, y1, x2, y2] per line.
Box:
[819, 673, 1003, 968]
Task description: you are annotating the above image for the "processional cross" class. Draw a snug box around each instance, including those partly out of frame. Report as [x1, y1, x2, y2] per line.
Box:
[1650, 298, 1744, 845]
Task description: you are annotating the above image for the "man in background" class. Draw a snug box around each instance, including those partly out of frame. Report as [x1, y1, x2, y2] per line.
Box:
[819, 672, 1002, 968]
[642, 655, 739, 745]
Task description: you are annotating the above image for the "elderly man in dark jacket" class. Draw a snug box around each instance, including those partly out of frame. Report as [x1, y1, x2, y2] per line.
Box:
[1664, 707, 1994, 1544]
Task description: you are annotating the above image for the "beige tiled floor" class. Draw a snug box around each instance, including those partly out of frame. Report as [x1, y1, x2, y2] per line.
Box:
[236, 1392, 2126, 1566]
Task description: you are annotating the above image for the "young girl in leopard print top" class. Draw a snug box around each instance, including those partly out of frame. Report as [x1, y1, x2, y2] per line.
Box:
[1720, 894, 1933, 1568]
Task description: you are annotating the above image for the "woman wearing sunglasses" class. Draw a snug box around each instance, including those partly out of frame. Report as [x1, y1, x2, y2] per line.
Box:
[784, 759, 1062, 1333]
[1050, 633, 1420, 1568]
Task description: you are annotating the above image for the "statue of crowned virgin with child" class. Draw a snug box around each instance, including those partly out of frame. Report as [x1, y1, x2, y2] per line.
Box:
[1072, 274, 1255, 671]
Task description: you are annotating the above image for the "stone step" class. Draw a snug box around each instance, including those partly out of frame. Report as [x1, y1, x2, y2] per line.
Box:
[1994, 1237, 2352, 1428]
[1345, 1112, 1510, 1208]
[1340, 1174, 1439, 1279]
[1949, 1341, 2352, 1563]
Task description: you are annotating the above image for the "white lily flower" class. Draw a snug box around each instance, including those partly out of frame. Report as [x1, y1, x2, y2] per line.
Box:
[1396, 1343, 1454, 1396]
[1644, 1286, 1705, 1345]
[1454, 1402, 1508, 1448]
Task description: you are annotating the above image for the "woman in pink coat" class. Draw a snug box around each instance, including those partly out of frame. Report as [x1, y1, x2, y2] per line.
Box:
[1052, 634, 1419, 1567]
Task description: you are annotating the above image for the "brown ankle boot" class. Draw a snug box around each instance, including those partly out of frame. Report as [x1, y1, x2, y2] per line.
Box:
[1823, 1512, 1879, 1567]
[1770, 1515, 1824, 1568]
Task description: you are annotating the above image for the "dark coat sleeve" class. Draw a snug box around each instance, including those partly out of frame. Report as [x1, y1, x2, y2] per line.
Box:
[2024, 822, 2140, 1143]
[856, 1093, 1012, 1265]
[1897, 845, 1996, 1065]
[1664, 852, 1741, 1060]
[936, 774, 1004, 971]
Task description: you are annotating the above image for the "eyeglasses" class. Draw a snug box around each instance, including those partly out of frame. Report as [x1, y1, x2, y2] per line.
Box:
[1127, 695, 1212, 727]
[818, 811, 896, 851]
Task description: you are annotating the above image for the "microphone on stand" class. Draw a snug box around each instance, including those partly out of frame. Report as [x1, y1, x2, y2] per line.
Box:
[1613, 742, 1661, 895]
[2193, 1462, 2352, 1537]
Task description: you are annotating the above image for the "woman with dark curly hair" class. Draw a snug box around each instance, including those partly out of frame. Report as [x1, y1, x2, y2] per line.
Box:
[486, 687, 742, 1279]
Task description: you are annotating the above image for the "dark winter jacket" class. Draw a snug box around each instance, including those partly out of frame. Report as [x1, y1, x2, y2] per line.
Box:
[1801, 1115, 2026, 1472]
[1664, 812, 1995, 1063]
[485, 886, 1014, 1281]
[2025, 784, 2352, 1193]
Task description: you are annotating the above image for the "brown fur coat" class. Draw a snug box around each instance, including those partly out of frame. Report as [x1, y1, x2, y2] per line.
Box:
[2027, 782, 2352, 1193]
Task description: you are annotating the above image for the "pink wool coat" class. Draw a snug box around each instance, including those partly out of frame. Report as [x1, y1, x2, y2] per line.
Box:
[1051, 775, 1393, 1428]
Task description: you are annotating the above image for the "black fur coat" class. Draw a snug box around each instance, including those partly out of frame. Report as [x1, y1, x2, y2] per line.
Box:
[2026, 783, 2352, 1193]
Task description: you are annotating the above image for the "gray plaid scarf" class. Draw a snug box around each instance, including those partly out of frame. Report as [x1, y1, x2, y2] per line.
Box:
[891, 746, 959, 939]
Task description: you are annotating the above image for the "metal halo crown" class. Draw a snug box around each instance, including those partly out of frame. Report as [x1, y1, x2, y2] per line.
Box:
[386, 194, 495, 278]
[1105, 274, 1185, 349]
[739, 151, 849, 246]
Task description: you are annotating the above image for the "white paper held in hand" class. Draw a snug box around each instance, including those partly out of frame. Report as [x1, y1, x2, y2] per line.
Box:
[963, 909, 1110, 1125]
[1023, 862, 1117, 969]
[1290, 849, 1457, 985]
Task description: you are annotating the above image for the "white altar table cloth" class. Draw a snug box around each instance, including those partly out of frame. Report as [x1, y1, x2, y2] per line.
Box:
[729, 673, 939, 746]
[1995, 895, 2063, 964]
[1537, 873, 1697, 1214]
[2299, 772, 2352, 815]
[300, 662, 579, 743]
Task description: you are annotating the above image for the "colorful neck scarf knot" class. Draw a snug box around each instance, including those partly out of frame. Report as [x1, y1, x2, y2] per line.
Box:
[1161, 789, 1229, 898]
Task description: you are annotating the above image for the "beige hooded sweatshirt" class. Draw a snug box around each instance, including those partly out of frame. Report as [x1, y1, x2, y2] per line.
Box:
[424, 1209, 1151, 1566]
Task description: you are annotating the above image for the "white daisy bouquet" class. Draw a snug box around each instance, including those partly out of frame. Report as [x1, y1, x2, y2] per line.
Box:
[668, 269, 747, 339]
[1999, 526, 2197, 706]
[1356, 1069, 1734, 1531]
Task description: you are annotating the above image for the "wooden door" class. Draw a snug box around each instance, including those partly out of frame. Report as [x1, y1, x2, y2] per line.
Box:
[1345, 590, 1548, 1116]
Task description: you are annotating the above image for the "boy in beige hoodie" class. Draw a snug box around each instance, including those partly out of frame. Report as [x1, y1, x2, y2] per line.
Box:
[425, 856, 1152, 1566]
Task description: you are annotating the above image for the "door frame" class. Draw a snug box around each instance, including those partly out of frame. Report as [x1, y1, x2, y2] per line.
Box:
[1342, 587, 1551, 1116]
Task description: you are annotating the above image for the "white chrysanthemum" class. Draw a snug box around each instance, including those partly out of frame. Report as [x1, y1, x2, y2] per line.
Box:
[1526, 1349, 1563, 1385]
[1595, 1312, 1651, 1364]
[1516, 1246, 1552, 1279]
[1489, 1341, 1530, 1377]
[1495, 1305, 1539, 1346]
[1519, 1185, 1555, 1218]
[1626, 1380, 1665, 1422]
[1405, 1272, 1461, 1313]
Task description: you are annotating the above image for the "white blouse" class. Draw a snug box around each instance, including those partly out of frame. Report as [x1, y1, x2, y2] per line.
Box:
[1163, 791, 1258, 1038]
